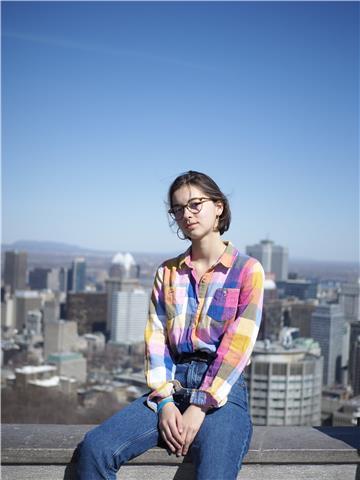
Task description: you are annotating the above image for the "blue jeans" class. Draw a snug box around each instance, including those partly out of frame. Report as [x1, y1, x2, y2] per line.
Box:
[75, 360, 253, 480]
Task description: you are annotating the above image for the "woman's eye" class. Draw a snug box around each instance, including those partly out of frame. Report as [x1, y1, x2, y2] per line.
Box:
[190, 202, 201, 209]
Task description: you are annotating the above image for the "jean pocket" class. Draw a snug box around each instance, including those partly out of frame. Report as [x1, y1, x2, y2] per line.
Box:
[174, 363, 188, 385]
[188, 361, 210, 388]
[207, 288, 240, 322]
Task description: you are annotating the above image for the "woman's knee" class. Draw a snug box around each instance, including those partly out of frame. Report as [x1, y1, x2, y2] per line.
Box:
[75, 427, 116, 480]
[190, 406, 253, 479]
[79, 427, 107, 459]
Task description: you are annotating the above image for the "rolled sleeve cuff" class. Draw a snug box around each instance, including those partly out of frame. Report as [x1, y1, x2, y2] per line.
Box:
[189, 390, 226, 409]
[146, 381, 175, 413]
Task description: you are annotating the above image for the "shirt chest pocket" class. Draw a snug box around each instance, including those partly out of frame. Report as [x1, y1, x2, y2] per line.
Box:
[207, 288, 240, 322]
[164, 286, 187, 320]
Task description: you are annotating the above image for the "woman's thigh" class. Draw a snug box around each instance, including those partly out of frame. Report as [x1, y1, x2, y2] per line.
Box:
[189, 384, 253, 480]
[76, 394, 160, 480]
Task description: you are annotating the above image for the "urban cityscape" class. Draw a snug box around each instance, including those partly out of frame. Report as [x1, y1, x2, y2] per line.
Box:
[1, 239, 359, 427]
[2, 4, 359, 477]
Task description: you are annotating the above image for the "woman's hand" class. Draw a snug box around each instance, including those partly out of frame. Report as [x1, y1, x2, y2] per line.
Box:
[178, 404, 207, 456]
[158, 402, 184, 454]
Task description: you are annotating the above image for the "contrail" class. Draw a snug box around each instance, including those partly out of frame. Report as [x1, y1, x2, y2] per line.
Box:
[3, 31, 216, 72]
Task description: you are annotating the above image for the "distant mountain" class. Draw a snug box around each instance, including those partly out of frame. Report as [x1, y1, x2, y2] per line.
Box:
[1, 240, 113, 255]
[0, 240, 176, 261]
[2, 240, 357, 267]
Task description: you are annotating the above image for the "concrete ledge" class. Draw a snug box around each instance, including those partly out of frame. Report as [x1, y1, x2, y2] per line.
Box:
[1, 464, 360, 480]
[2, 424, 360, 464]
[2, 424, 360, 480]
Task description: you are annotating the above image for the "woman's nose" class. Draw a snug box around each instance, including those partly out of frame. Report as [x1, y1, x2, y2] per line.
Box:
[182, 207, 193, 221]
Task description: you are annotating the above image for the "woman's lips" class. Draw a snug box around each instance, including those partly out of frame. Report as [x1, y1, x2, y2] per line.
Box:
[185, 223, 198, 230]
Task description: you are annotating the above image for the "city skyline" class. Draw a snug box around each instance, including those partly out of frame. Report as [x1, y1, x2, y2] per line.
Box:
[2, 1, 359, 262]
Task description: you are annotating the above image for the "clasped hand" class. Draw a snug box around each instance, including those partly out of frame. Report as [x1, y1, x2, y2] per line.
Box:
[158, 403, 207, 456]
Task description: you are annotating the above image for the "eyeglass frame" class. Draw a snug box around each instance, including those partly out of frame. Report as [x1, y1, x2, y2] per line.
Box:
[168, 197, 214, 220]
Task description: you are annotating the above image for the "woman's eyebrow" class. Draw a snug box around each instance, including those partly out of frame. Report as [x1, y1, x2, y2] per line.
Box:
[172, 197, 200, 207]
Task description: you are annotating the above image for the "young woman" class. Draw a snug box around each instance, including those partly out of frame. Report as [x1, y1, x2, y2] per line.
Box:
[76, 170, 265, 480]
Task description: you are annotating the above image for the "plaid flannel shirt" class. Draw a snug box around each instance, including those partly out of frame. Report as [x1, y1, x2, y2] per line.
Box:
[144, 240, 265, 413]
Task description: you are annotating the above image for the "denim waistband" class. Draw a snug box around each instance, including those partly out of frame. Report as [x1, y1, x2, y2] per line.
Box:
[170, 358, 211, 396]
[171, 360, 247, 401]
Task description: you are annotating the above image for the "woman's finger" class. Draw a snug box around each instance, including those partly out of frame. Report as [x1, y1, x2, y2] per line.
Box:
[175, 410, 184, 435]
[168, 419, 184, 445]
[160, 428, 176, 452]
[163, 424, 183, 450]
[182, 430, 194, 455]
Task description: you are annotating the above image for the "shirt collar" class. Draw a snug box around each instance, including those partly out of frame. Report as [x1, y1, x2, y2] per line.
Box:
[178, 240, 237, 270]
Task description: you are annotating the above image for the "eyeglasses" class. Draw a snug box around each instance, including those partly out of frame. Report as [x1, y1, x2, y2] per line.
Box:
[168, 197, 213, 221]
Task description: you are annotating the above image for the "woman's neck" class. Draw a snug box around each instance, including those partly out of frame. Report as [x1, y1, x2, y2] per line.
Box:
[190, 234, 226, 267]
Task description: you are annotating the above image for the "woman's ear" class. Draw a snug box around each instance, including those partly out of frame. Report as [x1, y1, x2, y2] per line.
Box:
[215, 201, 224, 217]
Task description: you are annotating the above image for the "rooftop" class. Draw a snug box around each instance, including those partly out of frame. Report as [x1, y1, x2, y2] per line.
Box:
[27, 376, 78, 388]
[48, 352, 83, 362]
[15, 365, 57, 375]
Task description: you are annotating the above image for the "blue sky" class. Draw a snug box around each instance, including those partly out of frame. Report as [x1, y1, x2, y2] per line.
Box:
[2, 1, 359, 262]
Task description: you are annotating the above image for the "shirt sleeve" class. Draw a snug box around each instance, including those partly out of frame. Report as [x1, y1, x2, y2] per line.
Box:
[144, 264, 176, 413]
[189, 258, 265, 409]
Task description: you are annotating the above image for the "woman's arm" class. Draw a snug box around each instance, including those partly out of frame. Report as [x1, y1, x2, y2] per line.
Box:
[144, 263, 185, 453]
[144, 264, 176, 412]
[189, 258, 265, 409]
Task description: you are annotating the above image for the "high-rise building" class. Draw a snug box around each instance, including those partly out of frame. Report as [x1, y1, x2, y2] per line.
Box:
[66, 292, 107, 335]
[311, 303, 345, 386]
[276, 279, 318, 300]
[105, 278, 141, 333]
[105, 253, 139, 329]
[4, 251, 28, 294]
[246, 239, 288, 281]
[1, 287, 15, 328]
[42, 299, 60, 323]
[47, 269, 60, 291]
[111, 288, 149, 344]
[29, 268, 51, 290]
[15, 291, 42, 331]
[263, 277, 278, 303]
[348, 320, 360, 395]
[288, 301, 317, 337]
[68, 258, 86, 293]
[339, 280, 360, 323]
[258, 297, 314, 342]
[44, 319, 78, 360]
[109, 252, 139, 279]
[26, 310, 42, 336]
[248, 331, 323, 426]
[339, 280, 360, 391]
[59, 267, 68, 293]
[349, 335, 360, 396]
[259, 300, 283, 341]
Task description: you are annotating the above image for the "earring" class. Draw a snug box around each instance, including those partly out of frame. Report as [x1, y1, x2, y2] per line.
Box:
[177, 227, 188, 240]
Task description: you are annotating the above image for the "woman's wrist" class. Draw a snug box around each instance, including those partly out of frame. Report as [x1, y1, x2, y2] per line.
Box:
[157, 396, 174, 414]
[189, 403, 210, 414]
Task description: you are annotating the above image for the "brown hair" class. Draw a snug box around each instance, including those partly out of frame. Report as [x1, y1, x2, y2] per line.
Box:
[167, 170, 231, 236]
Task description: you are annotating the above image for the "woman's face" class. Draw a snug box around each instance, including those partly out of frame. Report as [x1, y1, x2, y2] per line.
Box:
[171, 184, 223, 241]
